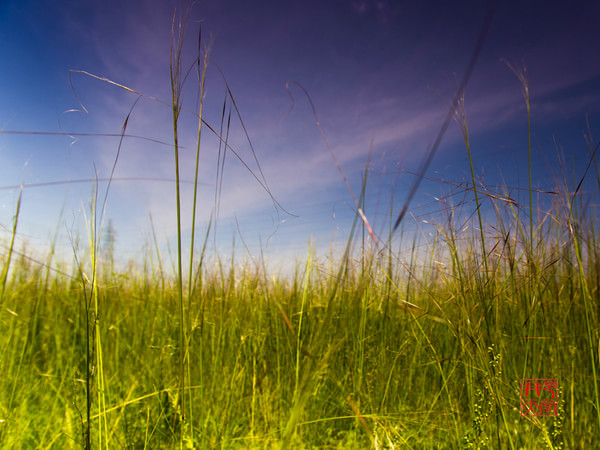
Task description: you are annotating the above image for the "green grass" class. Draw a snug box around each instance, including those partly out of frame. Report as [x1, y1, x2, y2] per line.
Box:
[0, 165, 598, 448]
[1, 10, 599, 449]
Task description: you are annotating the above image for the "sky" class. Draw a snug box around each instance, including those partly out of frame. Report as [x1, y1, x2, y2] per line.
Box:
[1, 0, 600, 273]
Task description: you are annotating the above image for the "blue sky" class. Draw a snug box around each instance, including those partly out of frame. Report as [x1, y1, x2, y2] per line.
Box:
[1, 0, 600, 271]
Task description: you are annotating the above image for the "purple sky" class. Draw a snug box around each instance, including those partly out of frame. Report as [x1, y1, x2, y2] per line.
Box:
[1, 0, 599, 271]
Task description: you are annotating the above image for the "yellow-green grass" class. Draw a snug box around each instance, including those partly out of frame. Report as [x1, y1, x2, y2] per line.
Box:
[0, 171, 598, 448]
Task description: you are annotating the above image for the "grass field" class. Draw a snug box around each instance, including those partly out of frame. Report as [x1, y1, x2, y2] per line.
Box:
[1, 15, 599, 450]
[1, 140, 598, 449]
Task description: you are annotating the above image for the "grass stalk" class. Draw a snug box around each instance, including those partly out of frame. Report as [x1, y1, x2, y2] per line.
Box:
[294, 246, 312, 402]
[456, 94, 489, 281]
[0, 189, 21, 308]
[169, 9, 187, 434]
[183, 26, 209, 443]
[568, 145, 600, 435]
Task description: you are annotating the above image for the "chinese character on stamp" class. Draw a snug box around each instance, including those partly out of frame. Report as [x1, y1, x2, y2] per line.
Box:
[520, 379, 558, 417]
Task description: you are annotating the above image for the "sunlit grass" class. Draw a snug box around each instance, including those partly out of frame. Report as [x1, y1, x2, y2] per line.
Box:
[0, 159, 598, 448]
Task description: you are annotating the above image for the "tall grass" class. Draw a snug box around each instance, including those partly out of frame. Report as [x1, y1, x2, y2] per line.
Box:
[0, 164, 599, 447]
[168, 9, 188, 440]
[1, 171, 598, 448]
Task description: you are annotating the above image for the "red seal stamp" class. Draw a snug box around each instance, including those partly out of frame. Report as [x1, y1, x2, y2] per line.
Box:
[520, 379, 558, 417]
